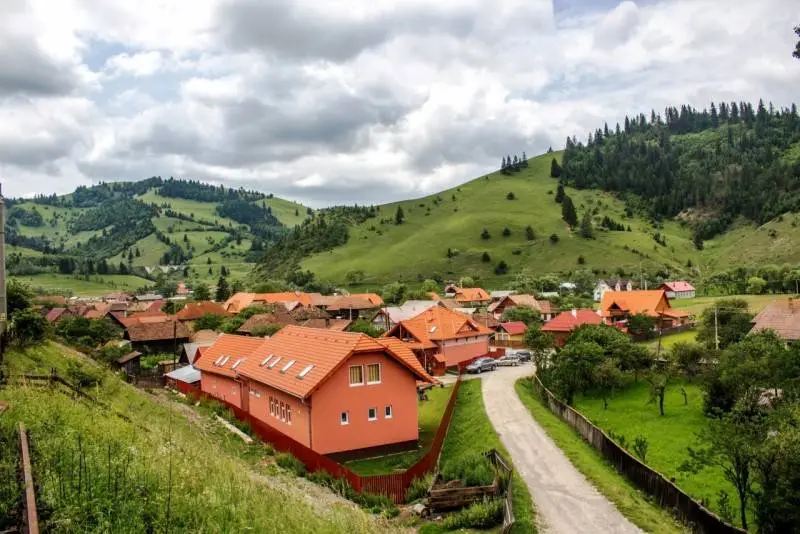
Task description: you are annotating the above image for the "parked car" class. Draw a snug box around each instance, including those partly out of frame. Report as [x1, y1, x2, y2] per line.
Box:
[465, 357, 497, 374]
[495, 354, 521, 367]
[513, 350, 532, 362]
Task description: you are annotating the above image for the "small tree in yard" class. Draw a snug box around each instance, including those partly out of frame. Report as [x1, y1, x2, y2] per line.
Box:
[461, 276, 475, 288]
[647, 372, 668, 416]
[193, 283, 211, 301]
[194, 313, 226, 331]
[594, 358, 623, 409]
[627, 313, 656, 340]
[549, 340, 604, 405]
[421, 279, 439, 293]
[524, 325, 555, 373]
[502, 306, 540, 326]
[8, 279, 33, 314]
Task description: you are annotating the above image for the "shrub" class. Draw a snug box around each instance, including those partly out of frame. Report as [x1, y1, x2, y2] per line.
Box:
[480, 228, 490, 240]
[502, 227, 511, 237]
[577, 255, 585, 264]
[10, 309, 48, 346]
[506, 192, 516, 200]
[549, 233, 559, 244]
[194, 313, 225, 331]
[441, 453, 495, 487]
[405, 473, 433, 502]
[276, 452, 307, 477]
[481, 251, 491, 263]
[632, 435, 648, 462]
[441, 498, 504, 530]
[250, 324, 282, 337]
[494, 260, 509, 275]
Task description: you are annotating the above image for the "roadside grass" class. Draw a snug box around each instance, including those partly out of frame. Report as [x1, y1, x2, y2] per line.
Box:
[0, 342, 385, 533]
[572, 379, 748, 528]
[515, 378, 686, 534]
[427, 379, 535, 534]
[345, 384, 452, 475]
[11, 273, 151, 296]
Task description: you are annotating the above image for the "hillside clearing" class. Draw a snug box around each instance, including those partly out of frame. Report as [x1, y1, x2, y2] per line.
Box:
[11, 273, 151, 295]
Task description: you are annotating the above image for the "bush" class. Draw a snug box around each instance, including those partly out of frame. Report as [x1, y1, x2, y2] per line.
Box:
[276, 452, 307, 477]
[480, 228, 490, 240]
[405, 473, 433, 502]
[481, 251, 491, 263]
[441, 453, 495, 487]
[441, 498, 504, 530]
[10, 309, 48, 346]
[506, 192, 516, 200]
[502, 227, 511, 237]
[250, 324, 283, 337]
[549, 233, 559, 243]
[494, 260, 509, 275]
[194, 313, 225, 331]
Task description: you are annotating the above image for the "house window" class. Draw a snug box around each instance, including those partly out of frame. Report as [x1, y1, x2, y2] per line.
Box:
[366, 363, 381, 384]
[340, 411, 349, 425]
[287, 405, 292, 425]
[349, 365, 364, 386]
[280, 401, 286, 422]
[385, 405, 393, 419]
[368, 407, 377, 421]
[269, 397, 274, 416]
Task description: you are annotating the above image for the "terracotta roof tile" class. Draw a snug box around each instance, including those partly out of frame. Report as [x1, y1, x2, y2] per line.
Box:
[45, 308, 68, 323]
[194, 334, 269, 378]
[125, 320, 190, 342]
[600, 290, 669, 318]
[543, 309, 603, 332]
[498, 322, 528, 335]
[454, 287, 490, 303]
[751, 300, 800, 341]
[237, 312, 293, 334]
[386, 306, 492, 347]
[176, 301, 230, 321]
[349, 293, 384, 306]
[662, 281, 695, 292]
[326, 296, 379, 311]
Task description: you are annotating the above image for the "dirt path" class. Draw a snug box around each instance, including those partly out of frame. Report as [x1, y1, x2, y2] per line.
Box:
[480, 364, 641, 534]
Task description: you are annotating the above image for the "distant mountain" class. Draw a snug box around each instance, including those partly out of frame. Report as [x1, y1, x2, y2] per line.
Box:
[7, 178, 310, 286]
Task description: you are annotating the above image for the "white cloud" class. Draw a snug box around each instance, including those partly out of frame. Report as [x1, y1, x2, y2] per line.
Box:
[0, 0, 798, 205]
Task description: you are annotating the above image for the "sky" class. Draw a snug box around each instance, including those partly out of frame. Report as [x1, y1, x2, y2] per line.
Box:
[1, 0, 798, 207]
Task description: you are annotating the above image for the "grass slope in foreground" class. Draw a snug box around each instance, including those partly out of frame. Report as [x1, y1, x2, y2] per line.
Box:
[302, 153, 698, 285]
[424, 379, 535, 534]
[0, 343, 385, 533]
[515, 378, 685, 534]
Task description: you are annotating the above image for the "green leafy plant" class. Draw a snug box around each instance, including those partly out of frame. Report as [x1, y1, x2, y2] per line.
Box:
[441, 498, 504, 530]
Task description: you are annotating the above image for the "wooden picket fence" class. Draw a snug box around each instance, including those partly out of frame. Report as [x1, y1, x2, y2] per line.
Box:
[178, 376, 462, 503]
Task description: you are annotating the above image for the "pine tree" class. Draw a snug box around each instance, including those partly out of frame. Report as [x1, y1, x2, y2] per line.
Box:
[502, 226, 511, 237]
[501, 156, 507, 170]
[395, 205, 405, 225]
[579, 211, 594, 238]
[562, 195, 578, 227]
[525, 225, 535, 240]
[481, 228, 491, 240]
[215, 276, 231, 301]
[555, 184, 565, 203]
[550, 158, 562, 178]
[482, 251, 491, 262]
[522, 151, 528, 167]
[710, 102, 718, 128]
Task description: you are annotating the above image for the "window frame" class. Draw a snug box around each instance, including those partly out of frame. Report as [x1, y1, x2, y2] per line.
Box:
[269, 396, 274, 416]
[385, 405, 393, 419]
[340, 411, 349, 425]
[349, 365, 364, 387]
[366, 363, 381, 385]
[368, 407, 377, 421]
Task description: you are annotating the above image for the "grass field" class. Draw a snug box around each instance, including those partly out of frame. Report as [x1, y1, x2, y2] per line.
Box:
[671, 294, 791, 316]
[644, 330, 698, 351]
[0, 342, 383, 533]
[109, 233, 170, 267]
[430, 379, 536, 534]
[12, 273, 151, 296]
[515, 379, 686, 533]
[572, 379, 747, 528]
[345, 384, 452, 475]
[302, 153, 700, 285]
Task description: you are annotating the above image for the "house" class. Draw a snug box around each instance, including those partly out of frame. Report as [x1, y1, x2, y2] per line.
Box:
[384, 306, 492, 375]
[116, 351, 142, 374]
[593, 279, 634, 302]
[488, 294, 555, 321]
[600, 290, 690, 330]
[471, 312, 501, 331]
[660, 281, 696, 300]
[124, 320, 191, 353]
[223, 292, 318, 314]
[371, 300, 443, 331]
[176, 301, 231, 323]
[489, 290, 516, 301]
[165, 365, 201, 389]
[44, 308, 72, 324]
[237, 311, 294, 335]
[542, 309, 603, 347]
[325, 296, 379, 319]
[195, 327, 434, 456]
[348, 293, 384, 306]
[180, 331, 221, 365]
[443, 283, 459, 296]
[494, 322, 528, 347]
[453, 288, 491, 307]
[134, 293, 164, 303]
[750, 300, 800, 344]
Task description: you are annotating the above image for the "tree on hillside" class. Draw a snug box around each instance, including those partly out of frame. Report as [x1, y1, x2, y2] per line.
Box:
[549, 233, 559, 243]
[381, 281, 407, 304]
[502, 226, 511, 237]
[8, 279, 33, 314]
[562, 195, 578, 227]
[579, 211, 594, 238]
[494, 260, 509, 275]
[522, 152, 528, 167]
[215, 276, 231, 302]
[231, 279, 244, 294]
[525, 225, 535, 241]
[555, 184, 565, 203]
[394, 206, 405, 225]
[421, 279, 439, 293]
[506, 192, 516, 200]
[482, 251, 491, 262]
[550, 158, 562, 178]
[10, 309, 48, 346]
[481, 228, 491, 240]
[193, 283, 211, 301]
[460, 276, 475, 287]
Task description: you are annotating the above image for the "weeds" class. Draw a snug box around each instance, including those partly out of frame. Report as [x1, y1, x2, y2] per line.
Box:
[405, 473, 433, 502]
[440, 452, 495, 487]
[441, 498, 504, 530]
[276, 452, 307, 477]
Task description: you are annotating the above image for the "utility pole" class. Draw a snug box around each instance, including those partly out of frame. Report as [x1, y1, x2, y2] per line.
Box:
[0, 184, 6, 364]
[714, 306, 719, 351]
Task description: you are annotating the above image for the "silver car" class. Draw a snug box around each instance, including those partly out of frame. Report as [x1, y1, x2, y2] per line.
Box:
[494, 354, 521, 367]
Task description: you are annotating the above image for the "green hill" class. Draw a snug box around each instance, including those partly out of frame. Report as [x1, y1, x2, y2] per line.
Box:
[7, 178, 312, 294]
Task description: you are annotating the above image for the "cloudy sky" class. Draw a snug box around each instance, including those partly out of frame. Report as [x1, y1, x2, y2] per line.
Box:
[1, 0, 798, 206]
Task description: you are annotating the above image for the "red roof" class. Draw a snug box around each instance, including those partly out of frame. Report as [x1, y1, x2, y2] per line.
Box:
[385, 306, 492, 349]
[176, 301, 230, 321]
[751, 300, 800, 340]
[498, 322, 528, 335]
[146, 300, 165, 312]
[601, 290, 669, 318]
[197, 327, 433, 398]
[661, 281, 695, 292]
[543, 309, 603, 333]
[454, 288, 490, 303]
[125, 320, 190, 342]
[45, 308, 69, 323]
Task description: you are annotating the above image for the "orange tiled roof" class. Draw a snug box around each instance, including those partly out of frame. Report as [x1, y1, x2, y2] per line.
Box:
[236, 326, 432, 399]
[498, 322, 527, 335]
[192, 329, 222, 343]
[542, 309, 603, 332]
[237, 312, 293, 334]
[751, 300, 800, 341]
[600, 290, 668, 317]
[83, 309, 107, 320]
[224, 292, 317, 313]
[176, 301, 230, 321]
[125, 320, 190, 342]
[386, 306, 492, 347]
[45, 308, 69, 323]
[326, 296, 378, 311]
[194, 334, 270, 378]
[454, 287, 490, 303]
[350, 293, 384, 306]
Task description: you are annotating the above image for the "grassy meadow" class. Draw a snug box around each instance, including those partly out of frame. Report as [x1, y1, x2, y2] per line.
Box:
[11, 273, 151, 296]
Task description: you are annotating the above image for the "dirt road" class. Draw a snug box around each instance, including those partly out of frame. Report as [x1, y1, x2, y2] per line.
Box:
[480, 364, 641, 533]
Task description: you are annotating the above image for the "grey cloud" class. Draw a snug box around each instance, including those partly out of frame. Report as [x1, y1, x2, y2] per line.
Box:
[0, 33, 80, 97]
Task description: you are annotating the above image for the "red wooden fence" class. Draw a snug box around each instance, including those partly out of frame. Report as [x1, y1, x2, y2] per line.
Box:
[177, 376, 463, 503]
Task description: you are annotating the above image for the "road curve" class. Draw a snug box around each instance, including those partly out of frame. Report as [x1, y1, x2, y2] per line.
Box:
[480, 364, 642, 534]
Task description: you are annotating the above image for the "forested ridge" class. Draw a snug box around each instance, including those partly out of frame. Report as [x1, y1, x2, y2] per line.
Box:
[561, 100, 800, 241]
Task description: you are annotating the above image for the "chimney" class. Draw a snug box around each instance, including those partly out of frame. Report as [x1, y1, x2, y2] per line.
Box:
[571, 308, 577, 318]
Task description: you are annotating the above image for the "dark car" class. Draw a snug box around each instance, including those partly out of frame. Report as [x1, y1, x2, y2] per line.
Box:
[513, 350, 532, 362]
[466, 357, 497, 374]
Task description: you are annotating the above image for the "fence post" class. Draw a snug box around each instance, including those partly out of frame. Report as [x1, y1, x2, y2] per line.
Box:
[19, 423, 39, 534]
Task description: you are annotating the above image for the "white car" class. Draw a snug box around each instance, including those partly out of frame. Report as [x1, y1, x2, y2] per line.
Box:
[494, 354, 521, 367]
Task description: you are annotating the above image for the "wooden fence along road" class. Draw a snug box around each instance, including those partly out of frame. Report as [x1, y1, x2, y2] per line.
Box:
[19, 423, 39, 534]
[179, 377, 463, 504]
[530, 375, 745, 534]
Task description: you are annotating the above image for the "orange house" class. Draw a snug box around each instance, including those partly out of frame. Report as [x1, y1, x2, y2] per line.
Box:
[542, 309, 603, 347]
[384, 306, 492, 375]
[195, 327, 433, 456]
[453, 288, 491, 307]
[600, 290, 690, 330]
